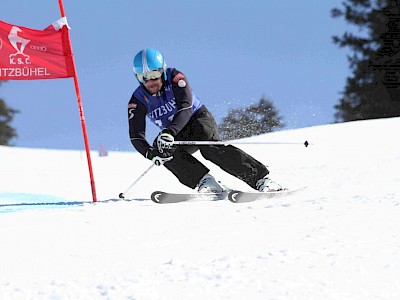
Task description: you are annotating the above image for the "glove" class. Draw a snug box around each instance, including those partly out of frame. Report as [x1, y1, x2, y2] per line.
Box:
[154, 129, 174, 154]
[146, 147, 173, 166]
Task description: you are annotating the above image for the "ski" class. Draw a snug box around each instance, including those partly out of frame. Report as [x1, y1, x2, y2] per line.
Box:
[150, 190, 229, 204]
[228, 186, 306, 203]
[150, 186, 306, 204]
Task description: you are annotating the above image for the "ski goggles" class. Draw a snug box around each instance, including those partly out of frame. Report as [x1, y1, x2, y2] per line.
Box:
[136, 68, 164, 83]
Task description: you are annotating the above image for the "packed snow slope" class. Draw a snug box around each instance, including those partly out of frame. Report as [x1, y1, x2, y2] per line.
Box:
[1, 117, 400, 299]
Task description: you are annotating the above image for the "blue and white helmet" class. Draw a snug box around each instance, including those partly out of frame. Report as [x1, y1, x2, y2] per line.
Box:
[133, 48, 167, 83]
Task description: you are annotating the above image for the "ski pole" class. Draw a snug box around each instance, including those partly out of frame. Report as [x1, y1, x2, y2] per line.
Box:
[173, 140, 310, 147]
[119, 164, 155, 199]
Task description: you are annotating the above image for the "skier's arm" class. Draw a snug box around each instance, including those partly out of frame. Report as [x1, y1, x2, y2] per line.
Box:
[128, 97, 151, 157]
[164, 69, 194, 136]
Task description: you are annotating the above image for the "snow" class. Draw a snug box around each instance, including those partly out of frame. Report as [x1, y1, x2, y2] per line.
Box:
[1, 117, 400, 299]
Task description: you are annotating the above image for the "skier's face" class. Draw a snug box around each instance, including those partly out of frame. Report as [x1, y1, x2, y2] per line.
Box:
[143, 77, 163, 94]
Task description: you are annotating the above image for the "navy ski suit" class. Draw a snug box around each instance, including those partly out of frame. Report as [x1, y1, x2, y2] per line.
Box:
[128, 68, 269, 189]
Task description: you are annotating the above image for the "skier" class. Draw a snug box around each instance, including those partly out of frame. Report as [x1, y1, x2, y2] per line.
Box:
[128, 48, 284, 193]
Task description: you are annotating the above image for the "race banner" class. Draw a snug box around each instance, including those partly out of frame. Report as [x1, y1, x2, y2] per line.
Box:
[0, 17, 75, 80]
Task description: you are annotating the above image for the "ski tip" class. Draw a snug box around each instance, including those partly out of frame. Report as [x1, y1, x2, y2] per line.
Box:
[228, 190, 241, 203]
[151, 191, 164, 203]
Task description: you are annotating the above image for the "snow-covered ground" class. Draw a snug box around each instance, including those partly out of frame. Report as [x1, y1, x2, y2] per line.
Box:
[1, 117, 400, 299]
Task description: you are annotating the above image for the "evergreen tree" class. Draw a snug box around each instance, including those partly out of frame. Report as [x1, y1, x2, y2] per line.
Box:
[332, 0, 400, 122]
[219, 96, 284, 140]
[0, 94, 19, 145]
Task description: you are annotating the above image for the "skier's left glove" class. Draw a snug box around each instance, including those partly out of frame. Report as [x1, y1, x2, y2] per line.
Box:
[146, 147, 173, 166]
[154, 129, 175, 154]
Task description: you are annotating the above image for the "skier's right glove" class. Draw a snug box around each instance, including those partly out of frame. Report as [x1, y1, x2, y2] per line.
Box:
[155, 129, 174, 153]
[146, 147, 173, 166]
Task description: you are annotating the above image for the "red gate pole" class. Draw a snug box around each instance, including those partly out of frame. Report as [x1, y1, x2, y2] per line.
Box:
[58, 0, 97, 202]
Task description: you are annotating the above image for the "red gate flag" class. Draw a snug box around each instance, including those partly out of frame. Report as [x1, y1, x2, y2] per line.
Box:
[0, 17, 75, 80]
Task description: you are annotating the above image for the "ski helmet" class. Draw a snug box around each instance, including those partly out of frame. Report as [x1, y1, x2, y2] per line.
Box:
[133, 48, 167, 83]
